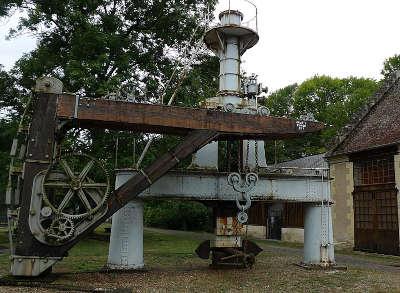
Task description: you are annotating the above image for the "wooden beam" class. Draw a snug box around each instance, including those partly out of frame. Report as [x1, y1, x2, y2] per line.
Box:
[57, 95, 324, 139]
[110, 129, 219, 211]
[59, 130, 219, 255]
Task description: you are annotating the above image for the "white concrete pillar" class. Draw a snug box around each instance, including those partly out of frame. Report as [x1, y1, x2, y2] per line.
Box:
[107, 171, 144, 270]
[190, 141, 218, 170]
[303, 203, 335, 266]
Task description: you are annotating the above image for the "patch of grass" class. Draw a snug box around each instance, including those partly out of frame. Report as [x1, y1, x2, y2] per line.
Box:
[0, 228, 9, 247]
[0, 227, 400, 292]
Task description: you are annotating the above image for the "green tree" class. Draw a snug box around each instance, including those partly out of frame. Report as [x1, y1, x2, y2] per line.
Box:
[382, 54, 400, 79]
[0, 0, 219, 162]
[0, 65, 29, 118]
[0, 1, 219, 230]
[264, 84, 297, 117]
[264, 75, 379, 163]
[2, 0, 217, 100]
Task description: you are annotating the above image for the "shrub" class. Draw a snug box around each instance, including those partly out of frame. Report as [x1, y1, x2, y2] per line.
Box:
[144, 200, 212, 231]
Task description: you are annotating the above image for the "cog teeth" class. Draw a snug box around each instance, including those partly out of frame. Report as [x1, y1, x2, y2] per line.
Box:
[41, 153, 110, 225]
[46, 216, 75, 242]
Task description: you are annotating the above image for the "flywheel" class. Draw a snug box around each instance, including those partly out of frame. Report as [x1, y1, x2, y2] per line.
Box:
[42, 153, 110, 220]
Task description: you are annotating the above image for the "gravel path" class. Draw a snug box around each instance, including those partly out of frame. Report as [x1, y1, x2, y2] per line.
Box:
[257, 239, 400, 272]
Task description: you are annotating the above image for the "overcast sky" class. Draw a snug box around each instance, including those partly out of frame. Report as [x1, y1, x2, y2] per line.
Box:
[1, 0, 400, 91]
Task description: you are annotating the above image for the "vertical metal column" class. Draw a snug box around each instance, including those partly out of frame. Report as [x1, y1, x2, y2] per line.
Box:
[303, 203, 335, 266]
[107, 170, 144, 270]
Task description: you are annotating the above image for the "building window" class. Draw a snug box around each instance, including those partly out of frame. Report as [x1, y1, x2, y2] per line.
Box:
[353, 155, 395, 186]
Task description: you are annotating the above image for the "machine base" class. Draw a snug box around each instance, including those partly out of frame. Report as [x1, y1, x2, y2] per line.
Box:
[11, 256, 62, 277]
[195, 239, 263, 269]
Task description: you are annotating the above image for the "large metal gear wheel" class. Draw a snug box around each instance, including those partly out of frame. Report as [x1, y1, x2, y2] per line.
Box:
[46, 216, 75, 242]
[42, 153, 110, 220]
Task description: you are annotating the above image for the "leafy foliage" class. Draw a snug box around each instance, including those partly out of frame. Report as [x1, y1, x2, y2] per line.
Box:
[0, 65, 29, 118]
[144, 200, 212, 231]
[382, 54, 400, 79]
[264, 75, 379, 163]
[4, 0, 217, 99]
[0, 0, 218, 229]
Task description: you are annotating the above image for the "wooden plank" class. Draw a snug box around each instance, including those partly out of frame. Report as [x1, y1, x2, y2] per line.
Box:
[57, 95, 324, 139]
[15, 92, 59, 256]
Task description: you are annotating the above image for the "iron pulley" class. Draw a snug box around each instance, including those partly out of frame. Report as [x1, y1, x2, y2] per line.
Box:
[227, 172, 258, 224]
[42, 153, 110, 220]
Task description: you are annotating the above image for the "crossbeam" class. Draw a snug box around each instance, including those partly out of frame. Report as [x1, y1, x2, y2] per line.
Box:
[56, 95, 323, 139]
[115, 170, 331, 203]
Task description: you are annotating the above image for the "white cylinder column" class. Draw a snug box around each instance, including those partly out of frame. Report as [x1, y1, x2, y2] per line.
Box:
[107, 171, 144, 270]
[303, 203, 335, 266]
[218, 35, 241, 106]
[190, 141, 219, 170]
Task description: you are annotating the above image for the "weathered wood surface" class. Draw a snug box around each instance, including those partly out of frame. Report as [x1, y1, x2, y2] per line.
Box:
[15, 93, 58, 256]
[57, 95, 324, 139]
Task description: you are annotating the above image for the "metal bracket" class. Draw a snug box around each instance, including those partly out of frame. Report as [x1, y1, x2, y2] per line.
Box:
[11, 255, 62, 277]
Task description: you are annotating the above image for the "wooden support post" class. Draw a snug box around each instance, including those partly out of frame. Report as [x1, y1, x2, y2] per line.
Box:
[14, 79, 61, 258]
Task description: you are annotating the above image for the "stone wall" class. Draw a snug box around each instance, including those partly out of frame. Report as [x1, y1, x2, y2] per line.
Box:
[281, 228, 304, 243]
[243, 225, 266, 239]
[328, 155, 354, 245]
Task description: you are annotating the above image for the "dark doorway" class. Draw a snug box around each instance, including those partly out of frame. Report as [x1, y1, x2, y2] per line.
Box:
[267, 203, 283, 240]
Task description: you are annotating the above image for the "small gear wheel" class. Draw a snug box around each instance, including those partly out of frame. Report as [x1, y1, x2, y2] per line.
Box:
[47, 217, 74, 242]
[237, 211, 248, 224]
[42, 153, 110, 220]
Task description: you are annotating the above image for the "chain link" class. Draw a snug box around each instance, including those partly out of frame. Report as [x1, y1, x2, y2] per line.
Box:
[255, 140, 259, 171]
[245, 140, 250, 172]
